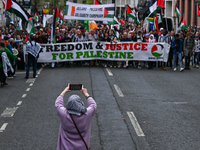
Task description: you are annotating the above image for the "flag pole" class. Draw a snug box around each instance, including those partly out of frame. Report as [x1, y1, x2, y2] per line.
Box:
[165, 17, 168, 31]
[176, 17, 178, 33]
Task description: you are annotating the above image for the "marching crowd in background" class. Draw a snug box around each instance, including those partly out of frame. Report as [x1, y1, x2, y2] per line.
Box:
[0, 19, 199, 87]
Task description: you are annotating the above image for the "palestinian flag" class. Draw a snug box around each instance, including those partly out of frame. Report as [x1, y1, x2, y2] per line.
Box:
[94, 0, 114, 20]
[51, 7, 60, 44]
[94, 0, 101, 5]
[149, 0, 165, 15]
[27, 18, 35, 35]
[60, 9, 64, 25]
[107, 16, 120, 25]
[197, 4, 200, 17]
[157, 13, 162, 24]
[5, 0, 31, 23]
[153, 14, 161, 35]
[175, 3, 181, 17]
[126, 5, 140, 24]
[120, 19, 124, 24]
[113, 25, 120, 40]
[179, 14, 187, 31]
[17, 19, 22, 30]
[35, 13, 39, 22]
[24, 36, 29, 45]
[42, 9, 48, 28]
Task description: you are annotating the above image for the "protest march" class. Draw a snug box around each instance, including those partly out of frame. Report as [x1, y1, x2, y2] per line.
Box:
[0, 0, 199, 87]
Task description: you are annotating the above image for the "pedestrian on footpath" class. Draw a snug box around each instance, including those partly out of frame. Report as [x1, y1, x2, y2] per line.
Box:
[55, 85, 97, 150]
[172, 34, 184, 72]
[25, 35, 41, 79]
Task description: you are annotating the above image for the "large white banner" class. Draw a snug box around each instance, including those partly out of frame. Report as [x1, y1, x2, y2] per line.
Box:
[30, 42, 170, 63]
[64, 2, 115, 21]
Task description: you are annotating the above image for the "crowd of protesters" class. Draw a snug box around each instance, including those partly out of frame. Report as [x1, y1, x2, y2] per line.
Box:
[0, 18, 199, 87]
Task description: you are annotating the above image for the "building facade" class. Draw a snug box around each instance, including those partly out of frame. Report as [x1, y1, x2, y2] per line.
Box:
[177, 0, 200, 27]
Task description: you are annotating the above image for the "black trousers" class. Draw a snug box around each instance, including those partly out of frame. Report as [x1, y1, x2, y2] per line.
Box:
[0, 67, 6, 84]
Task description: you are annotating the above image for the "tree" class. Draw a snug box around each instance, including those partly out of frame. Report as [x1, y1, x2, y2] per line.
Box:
[81, 0, 94, 4]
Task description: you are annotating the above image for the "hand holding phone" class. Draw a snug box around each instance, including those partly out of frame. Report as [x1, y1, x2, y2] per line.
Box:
[69, 84, 82, 90]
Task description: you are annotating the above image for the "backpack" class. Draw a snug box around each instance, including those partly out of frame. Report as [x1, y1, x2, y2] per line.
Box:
[185, 37, 194, 47]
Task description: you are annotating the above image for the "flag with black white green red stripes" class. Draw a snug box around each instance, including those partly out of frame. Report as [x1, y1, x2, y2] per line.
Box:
[51, 7, 60, 44]
[64, 2, 114, 21]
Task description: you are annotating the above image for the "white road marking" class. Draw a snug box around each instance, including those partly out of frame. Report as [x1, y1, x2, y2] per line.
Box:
[0, 123, 8, 132]
[127, 111, 145, 137]
[114, 84, 124, 97]
[22, 94, 27, 98]
[26, 88, 30, 91]
[106, 68, 113, 76]
[37, 68, 43, 74]
[29, 83, 33, 86]
[16, 71, 33, 74]
[26, 79, 35, 83]
[17, 101, 22, 106]
[1, 107, 18, 117]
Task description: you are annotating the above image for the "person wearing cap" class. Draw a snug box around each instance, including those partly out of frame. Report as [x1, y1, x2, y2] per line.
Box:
[55, 85, 97, 150]
[184, 32, 195, 70]
[171, 34, 184, 72]
[194, 35, 200, 68]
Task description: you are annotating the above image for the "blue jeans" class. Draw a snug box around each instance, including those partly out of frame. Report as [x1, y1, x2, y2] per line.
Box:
[173, 52, 182, 68]
[195, 52, 200, 65]
[26, 58, 37, 77]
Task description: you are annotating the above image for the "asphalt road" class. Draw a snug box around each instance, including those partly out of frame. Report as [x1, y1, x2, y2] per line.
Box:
[0, 65, 200, 150]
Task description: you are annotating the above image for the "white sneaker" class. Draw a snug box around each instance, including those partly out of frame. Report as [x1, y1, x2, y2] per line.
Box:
[104, 64, 107, 68]
[173, 68, 177, 71]
[196, 65, 199, 68]
[180, 68, 184, 72]
[138, 66, 141, 69]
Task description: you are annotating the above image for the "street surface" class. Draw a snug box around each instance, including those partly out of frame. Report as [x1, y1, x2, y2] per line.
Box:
[0, 66, 200, 150]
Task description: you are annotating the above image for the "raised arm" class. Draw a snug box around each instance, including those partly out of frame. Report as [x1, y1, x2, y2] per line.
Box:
[55, 85, 71, 117]
[80, 87, 97, 116]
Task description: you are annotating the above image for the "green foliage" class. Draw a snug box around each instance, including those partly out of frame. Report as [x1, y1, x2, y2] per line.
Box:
[81, 0, 94, 4]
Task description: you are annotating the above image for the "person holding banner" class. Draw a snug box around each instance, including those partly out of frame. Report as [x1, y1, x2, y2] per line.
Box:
[120, 32, 131, 68]
[25, 35, 41, 79]
[147, 34, 157, 69]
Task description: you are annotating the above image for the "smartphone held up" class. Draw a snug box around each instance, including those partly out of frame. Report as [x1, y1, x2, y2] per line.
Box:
[69, 84, 82, 90]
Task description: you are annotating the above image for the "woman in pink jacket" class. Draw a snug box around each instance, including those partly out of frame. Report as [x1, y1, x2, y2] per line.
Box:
[55, 85, 97, 150]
